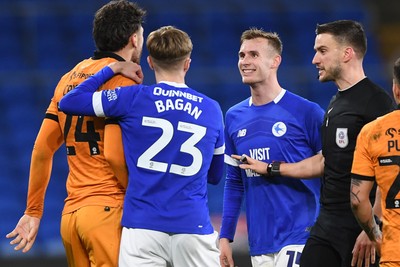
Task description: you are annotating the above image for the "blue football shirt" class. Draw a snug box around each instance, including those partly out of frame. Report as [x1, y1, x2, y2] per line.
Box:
[220, 89, 323, 255]
[60, 66, 225, 235]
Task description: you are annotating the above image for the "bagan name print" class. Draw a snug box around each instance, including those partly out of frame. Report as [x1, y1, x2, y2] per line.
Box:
[153, 87, 203, 119]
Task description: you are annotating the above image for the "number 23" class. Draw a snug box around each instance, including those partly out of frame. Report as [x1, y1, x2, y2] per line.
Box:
[137, 116, 206, 176]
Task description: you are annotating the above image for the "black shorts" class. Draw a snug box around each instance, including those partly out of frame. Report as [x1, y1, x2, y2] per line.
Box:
[300, 207, 379, 267]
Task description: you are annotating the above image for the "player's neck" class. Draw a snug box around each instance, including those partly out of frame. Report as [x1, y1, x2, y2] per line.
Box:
[336, 73, 366, 91]
[250, 83, 283, 106]
[155, 71, 186, 84]
[336, 64, 366, 91]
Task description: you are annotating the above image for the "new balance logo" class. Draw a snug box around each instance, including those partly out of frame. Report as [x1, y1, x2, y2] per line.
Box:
[237, 129, 247, 137]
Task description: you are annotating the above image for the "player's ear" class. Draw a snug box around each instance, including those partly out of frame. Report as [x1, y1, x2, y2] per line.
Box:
[147, 56, 154, 70]
[343, 46, 354, 63]
[183, 57, 191, 72]
[271, 54, 281, 69]
[130, 29, 142, 50]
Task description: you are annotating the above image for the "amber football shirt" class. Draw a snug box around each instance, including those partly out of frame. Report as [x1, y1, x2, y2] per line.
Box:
[352, 110, 400, 263]
[26, 53, 137, 217]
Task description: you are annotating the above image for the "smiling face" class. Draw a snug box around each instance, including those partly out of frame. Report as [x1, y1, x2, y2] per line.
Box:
[238, 37, 278, 86]
[312, 33, 344, 83]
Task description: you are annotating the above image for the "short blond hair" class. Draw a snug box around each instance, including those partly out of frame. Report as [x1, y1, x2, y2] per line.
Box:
[146, 26, 193, 68]
[240, 28, 282, 55]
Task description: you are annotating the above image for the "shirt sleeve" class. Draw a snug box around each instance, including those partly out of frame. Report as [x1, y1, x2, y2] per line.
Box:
[306, 103, 324, 154]
[351, 121, 375, 180]
[219, 116, 244, 241]
[59, 66, 115, 116]
[219, 162, 244, 241]
[25, 118, 64, 218]
[208, 106, 226, 185]
[207, 154, 224, 185]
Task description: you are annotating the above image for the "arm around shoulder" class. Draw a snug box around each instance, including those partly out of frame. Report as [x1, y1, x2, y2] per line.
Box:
[108, 61, 143, 84]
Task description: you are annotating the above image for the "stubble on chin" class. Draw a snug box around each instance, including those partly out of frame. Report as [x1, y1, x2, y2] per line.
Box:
[317, 69, 337, 83]
[319, 64, 341, 83]
[318, 75, 328, 83]
[131, 51, 142, 64]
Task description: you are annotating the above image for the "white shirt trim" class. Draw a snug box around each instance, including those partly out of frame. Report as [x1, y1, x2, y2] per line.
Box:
[249, 89, 286, 106]
[214, 145, 225, 155]
[224, 154, 240, 166]
[92, 91, 105, 117]
[159, 81, 189, 88]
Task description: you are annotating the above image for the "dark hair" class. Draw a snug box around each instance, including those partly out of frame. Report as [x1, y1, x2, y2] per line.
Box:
[316, 20, 367, 58]
[394, 57, 400, 84]
[93, 0, 146, 52]
[240, 28, 282, 55]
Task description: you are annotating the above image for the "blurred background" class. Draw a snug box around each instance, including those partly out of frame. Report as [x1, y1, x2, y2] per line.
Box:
[1, 0, 399, 266]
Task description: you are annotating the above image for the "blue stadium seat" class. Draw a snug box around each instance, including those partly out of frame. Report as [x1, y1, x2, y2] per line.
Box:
[33, 15, 67, 69]
[0, 0, 385, 259]
[0, 14, 28, 70]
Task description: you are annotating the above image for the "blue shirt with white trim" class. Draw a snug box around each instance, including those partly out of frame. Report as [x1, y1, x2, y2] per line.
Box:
[220, 89, 323, 255]
[60, 66, 225, 234]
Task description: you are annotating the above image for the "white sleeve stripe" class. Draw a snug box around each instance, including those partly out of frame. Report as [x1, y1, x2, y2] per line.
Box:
[214, 144, 225, 155]
[224, 154, 239, 166]
[92, 91, 105, 117]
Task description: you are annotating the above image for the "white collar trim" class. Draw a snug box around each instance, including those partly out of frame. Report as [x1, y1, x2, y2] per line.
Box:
[249, 88, 286, 106]
[159, 81, 188, 88]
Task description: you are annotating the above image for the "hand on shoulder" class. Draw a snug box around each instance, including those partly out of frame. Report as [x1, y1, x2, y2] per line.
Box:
[108, 61, 144, 84]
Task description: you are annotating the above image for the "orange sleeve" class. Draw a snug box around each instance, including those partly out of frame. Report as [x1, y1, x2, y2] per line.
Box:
[351, 121, 375, 178]
[104, 123, 128, 189]
[25, 118, 64, 218]
[102, 75, 139, 189]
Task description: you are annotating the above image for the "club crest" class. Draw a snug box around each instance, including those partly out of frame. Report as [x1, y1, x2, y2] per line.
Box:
[272, 122, 287, 137]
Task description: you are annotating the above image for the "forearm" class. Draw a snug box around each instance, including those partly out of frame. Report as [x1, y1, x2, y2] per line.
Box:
[59, 66, 115, 115]
[25, 149, 52, 218]
[353, 204, 381, 242]
[280, 154, 324, 178]
[372, 186, 382, 218]
[25, 120, 63, 218]
[108, 159, 128, 189]
[207, 154, 224, 185]
[232, 153, 324, 179]
[350, 179, 381, 242]
[220, 173, 244, 241]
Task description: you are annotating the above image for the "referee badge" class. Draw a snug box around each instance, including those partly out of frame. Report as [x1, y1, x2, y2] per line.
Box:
[336, 128, 348, 148]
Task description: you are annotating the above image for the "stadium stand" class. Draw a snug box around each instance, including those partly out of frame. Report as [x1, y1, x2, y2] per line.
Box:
[0, 0, 396, 266]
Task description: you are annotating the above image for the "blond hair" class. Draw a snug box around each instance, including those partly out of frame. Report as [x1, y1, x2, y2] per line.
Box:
[146, 26, 193, 68]
[240, 28, 282, 55]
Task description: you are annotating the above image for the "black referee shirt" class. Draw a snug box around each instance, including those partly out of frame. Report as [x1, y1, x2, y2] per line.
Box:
[320, 78, 395, 210]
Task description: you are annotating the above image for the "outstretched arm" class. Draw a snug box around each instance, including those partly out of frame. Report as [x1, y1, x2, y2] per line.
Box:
[7, 118, 63, 253]
[231, 153, 324, 178]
